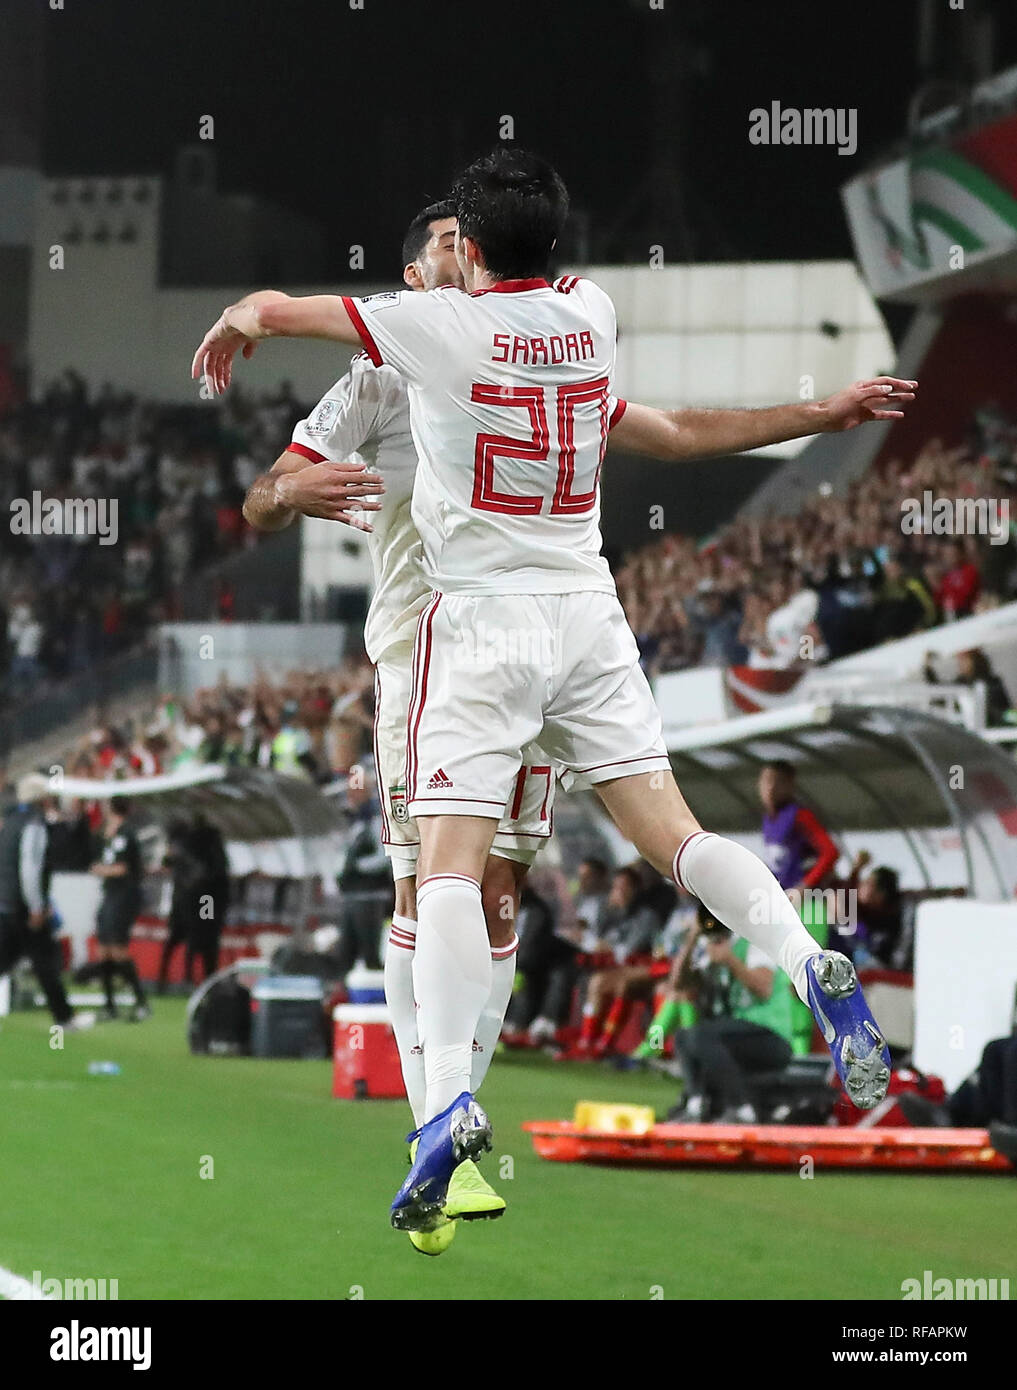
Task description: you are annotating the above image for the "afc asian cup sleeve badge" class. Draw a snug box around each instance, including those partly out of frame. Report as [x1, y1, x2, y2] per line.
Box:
[389, 782, 409, 824]
[305, 398, 341, 436]
[358, 291, 400, 310]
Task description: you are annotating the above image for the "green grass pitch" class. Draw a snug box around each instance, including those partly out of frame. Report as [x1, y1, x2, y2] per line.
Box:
[1, 999, 1013, 1300]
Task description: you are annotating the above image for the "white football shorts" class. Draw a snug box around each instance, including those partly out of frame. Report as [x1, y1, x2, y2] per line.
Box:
[373, 640, 556, 878]
[405, 590, 671, 821]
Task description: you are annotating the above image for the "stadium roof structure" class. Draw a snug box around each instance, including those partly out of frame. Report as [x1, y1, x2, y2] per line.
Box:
[50, 765, 348, 882]
[53, 765, 344, 841]
[665, 703, 1017, 901]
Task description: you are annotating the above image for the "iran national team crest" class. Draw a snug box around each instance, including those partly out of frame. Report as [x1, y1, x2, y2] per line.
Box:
[389, 782, 409, 823]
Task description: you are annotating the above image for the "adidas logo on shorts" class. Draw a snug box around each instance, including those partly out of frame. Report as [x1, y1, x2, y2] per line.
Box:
[427, 768, 454, 789]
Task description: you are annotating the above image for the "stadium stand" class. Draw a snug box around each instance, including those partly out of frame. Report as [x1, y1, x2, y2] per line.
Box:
[0, 373, 310, 711]
[617, 406, 1017, 684]
[47, 663, 376, 790]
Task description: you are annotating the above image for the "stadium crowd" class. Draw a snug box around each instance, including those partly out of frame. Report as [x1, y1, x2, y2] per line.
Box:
[510, 845, 908, 1062]
[505, 778, 912, 1124]
[6, 380, 1016, 725]
[4, 381, 1011, 1099]
[55, 663, 376, 794]
[0, 372, 307, 709]
[617, 410, 1017, 682]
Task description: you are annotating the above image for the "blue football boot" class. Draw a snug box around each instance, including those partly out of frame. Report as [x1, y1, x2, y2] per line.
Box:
[805, 951, 891, 1110]
[390, 1092, 492, 1232]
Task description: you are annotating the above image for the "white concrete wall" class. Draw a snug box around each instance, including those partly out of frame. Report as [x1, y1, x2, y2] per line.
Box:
[25, 174, 368, 400]
[600, 261, 892, 425]
[300, 516, 374, 622]
[913, 900, 1017, 1091]
[25, 190, 893, 425]
[151, 285, 363, 403]
[159, 622, 349, 694]
[28, 176, 163, 396]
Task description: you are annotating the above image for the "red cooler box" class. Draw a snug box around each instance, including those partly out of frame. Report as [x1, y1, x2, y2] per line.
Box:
[333, 1003, 404, 1099]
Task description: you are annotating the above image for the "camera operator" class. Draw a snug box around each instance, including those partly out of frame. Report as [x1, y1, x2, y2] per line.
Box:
[669, 904, 796, 1123]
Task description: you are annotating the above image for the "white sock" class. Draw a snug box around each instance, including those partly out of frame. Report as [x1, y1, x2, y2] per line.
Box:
[471, 935, 518, 1093]
[673, 831, 820, 1001]
[383, 913, 426, 1130]
[414, 874, 492, 1121]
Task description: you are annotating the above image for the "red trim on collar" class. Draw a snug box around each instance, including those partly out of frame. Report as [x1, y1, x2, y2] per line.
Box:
[470, 278, 551, 297]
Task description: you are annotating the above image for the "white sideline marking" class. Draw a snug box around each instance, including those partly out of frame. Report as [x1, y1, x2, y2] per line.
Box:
[0, 1264, 50, 1299]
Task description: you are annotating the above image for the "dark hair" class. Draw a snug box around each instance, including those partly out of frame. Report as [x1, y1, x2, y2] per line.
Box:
[109, 795, 131, 816]
[451, 147, 569, 280]
[401, 199, 457, 268]
[697, 900, 726, 934]
[763, 760, 796, 781]
[613, 865, 642, 893]
[871, 865, 900, 903]
[964, 648, 991, 680]
[580, 856, 609, 878]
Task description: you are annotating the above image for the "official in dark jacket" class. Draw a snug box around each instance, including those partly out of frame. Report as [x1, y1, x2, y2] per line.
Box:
[188, 812, 230, 981]
[336, 779, 392, 974]
[75, 796, 149, 1021]
[0, 774, 76, 1027]
[158, 817, 205, 992]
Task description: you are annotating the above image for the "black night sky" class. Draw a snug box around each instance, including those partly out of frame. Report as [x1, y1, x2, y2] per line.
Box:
[39, 0, 1017, 278]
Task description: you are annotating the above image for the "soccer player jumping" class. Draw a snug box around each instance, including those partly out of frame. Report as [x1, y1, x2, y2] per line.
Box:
[193, 149, 914, 1233]
[242, 201, 556, 1254]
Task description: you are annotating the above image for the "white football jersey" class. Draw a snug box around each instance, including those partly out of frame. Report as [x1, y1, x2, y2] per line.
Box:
[343, 277, 626, 596]
[289, 355, 427, 660]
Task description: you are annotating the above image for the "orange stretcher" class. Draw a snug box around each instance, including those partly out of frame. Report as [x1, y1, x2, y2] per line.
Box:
[522, 1119, 1013, 1173]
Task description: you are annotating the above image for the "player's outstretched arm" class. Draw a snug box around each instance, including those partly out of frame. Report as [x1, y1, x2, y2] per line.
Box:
[191, 292, 362, 395]
[243, 450, 385, 533]
[608, 377, 918, 462]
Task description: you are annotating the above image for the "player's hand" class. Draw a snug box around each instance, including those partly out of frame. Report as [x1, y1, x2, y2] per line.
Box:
[190, 312, 254, 396]
[818, 377, 917, 431]
[275, 461, 385, 531]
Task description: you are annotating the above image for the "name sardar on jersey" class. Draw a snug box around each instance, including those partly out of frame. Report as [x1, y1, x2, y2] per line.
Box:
[490, 329, 596, 366]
